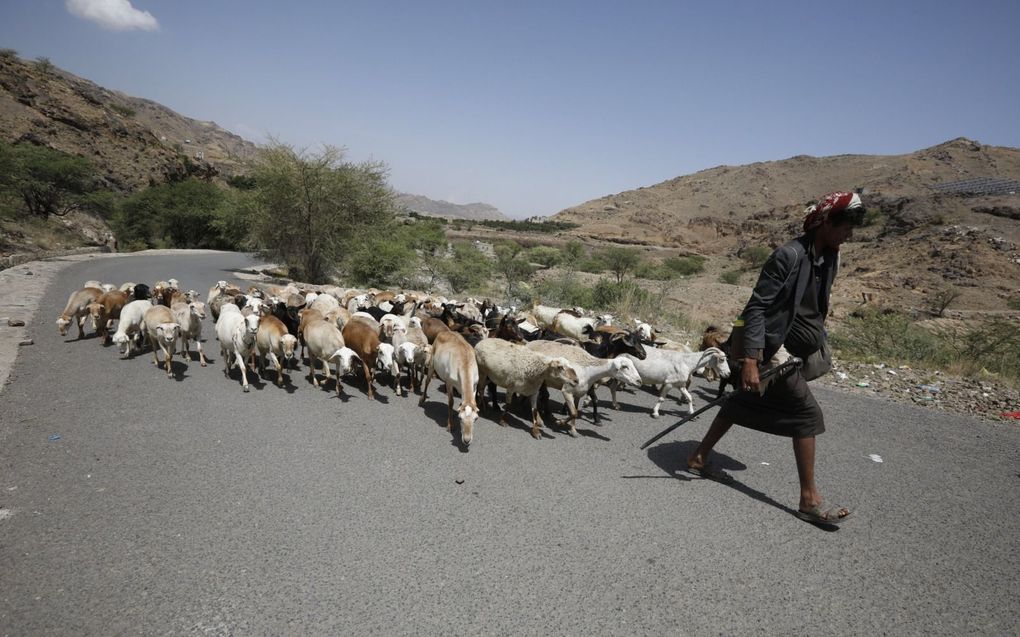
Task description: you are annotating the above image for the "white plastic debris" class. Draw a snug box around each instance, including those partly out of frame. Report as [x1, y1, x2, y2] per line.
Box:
[760, 462, 770, 466]
[836, 372, 849, 380]
[887, 370, 897, 376]
[868, 454, 884, 463]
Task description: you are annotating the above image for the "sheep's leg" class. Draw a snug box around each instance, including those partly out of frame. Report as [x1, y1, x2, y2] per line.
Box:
[308, 354, 321, 387]
[609, 381, 620, 410]
[393, 363, 403, 396]
[163, 345, 174, 378]
[361, 360, 375, 400]
[586, 385, 602, 424]
[538, 384, 552, 423]
[76, 314, 86, 339]
[268, 352, 283, 387]
[651, 384, 671, 418]
[150, 336, 161, 367]
[487, 380, 501, 413]
[235, 350, 251, 392]
[529, 393, 544, 439]
[445, 383, 455, 431]
[679, 386, 695, 414]
[419, 367, 436, 406]
[556, 390, 579, 437]
[196, 340, 207, 367]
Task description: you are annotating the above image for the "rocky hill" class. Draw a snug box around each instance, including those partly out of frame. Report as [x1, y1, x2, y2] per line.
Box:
[552, 138, 1020, 317]
[0, 54, 256, 191]
[396, 193, 509, 221]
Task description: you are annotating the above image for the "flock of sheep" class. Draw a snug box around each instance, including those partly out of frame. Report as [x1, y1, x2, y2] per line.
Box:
[56, 277, 731, 447]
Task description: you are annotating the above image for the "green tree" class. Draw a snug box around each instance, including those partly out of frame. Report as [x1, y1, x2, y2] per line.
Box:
[526, 245, 561, 268]
[598, 246, 641, 284]
[494, 240, 534, 300]
[396, 219, 448, 288]
[112, 178, 228, 249]
[560, 239, 585, 272]
[245, 142, 395, 283]
[0, 141, 95, 217]
[441, 241, 492, 293]
[346, 231, 417, 288]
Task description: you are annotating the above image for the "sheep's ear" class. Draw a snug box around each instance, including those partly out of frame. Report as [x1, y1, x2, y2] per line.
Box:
[609, 332, 626, 342]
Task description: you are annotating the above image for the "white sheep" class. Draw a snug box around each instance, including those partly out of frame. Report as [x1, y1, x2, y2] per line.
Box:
[526, 340, 642, 436]
[216, 311, 261, 392]
[473, 338, 579, 439]
[624, 347, 730, 418]
[633, 318, 657, 344]
[375, 342, 402, 395]
[111, 299, 155, 357]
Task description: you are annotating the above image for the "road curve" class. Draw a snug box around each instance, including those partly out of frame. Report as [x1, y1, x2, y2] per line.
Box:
[1, 251, 1018, 636]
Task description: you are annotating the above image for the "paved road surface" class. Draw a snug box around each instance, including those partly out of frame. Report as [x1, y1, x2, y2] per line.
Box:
[1, 252, 1018, 635]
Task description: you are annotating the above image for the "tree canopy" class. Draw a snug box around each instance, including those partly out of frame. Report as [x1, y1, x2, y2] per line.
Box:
[244, 142, 396, 283]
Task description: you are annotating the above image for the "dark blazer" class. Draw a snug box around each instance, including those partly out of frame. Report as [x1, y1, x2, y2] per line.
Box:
[739, 235, 838, 361]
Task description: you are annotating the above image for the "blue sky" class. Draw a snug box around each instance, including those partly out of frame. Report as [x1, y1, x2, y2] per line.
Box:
[2, 1, 1018, 218]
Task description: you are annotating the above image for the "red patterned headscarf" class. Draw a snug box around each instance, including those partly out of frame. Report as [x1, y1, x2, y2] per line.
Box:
[803, 191, 864, 232]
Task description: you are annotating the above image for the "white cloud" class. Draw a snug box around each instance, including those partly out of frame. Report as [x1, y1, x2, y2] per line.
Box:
[66, 0, 159, 32]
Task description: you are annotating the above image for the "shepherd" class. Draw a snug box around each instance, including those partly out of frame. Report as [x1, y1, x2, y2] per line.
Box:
[685, 191, 866, 526]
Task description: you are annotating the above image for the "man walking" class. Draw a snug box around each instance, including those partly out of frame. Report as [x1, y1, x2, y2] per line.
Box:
[687, 191, 866, 525]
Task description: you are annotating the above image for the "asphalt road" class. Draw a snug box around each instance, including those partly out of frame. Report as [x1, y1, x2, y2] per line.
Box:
[1, 252, 1018, 636]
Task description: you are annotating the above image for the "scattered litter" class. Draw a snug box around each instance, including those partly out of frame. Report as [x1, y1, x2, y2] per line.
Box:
[760, 462, 770, 466]
[18, 339, 33, 346]
[982, 393, 990, 398]
[836, 372, 849, 380]
[917, 384, 940, 393]
[7, 319, 25, 327]
[48, 434, 61, 441]
[898, 365, 911, 370]
[887, 370, 897, 376]
[6, 486, 16, 491]
[868, 454, 884, 463]
[455, 479, 465, 485]
[1001, 412, 1020, 420]
[856, 382, 870, 388]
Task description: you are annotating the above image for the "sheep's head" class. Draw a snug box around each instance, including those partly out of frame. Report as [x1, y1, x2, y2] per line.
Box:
[408, 316, 423, 329]
[156, 323, 180, 345]
[546, 358, 579, 386]
[243, 314, 260, 336]
[611, 357, 643, 387]
[86, 303, 104, 329]
[101, 283, 116, 293]
[711, 349, 731, 379]
[329, 347, 358, 375]
[56, 317, 72, 336]
[595, 314, 614, 327]
[376, 343, 395, 370]
[280, 334, 298, 361]
[457, 402, 478, 447]
[189, 302, 207, 320]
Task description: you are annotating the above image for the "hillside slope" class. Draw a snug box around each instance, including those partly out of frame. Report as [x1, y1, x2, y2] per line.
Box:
[396, 193, 509, 221]
[0, 54, 255, 191]
[552, 138, 1020, 315]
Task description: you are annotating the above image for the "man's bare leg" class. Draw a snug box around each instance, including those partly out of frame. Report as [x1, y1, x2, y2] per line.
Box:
[794, 436, 850, 520]
[687, 415, 733, 471]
